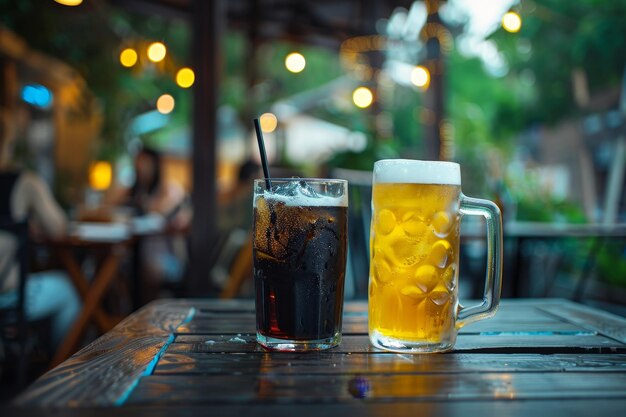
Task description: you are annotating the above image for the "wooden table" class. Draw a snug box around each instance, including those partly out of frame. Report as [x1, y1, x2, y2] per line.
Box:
[11, 299, 626, 415]
[46, 222, 131, 366]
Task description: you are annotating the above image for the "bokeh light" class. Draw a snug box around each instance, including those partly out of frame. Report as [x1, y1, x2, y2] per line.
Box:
[260, 113, 278, 133]
[21, 84, 53, 108]
[285, 52, 306, 73]
[411, 66, 430, 89]
[176, 67, 195, 88]
[156, 94, 175, 114]
[502, 12, 522, 33]
[119, 48, 138, 68]
[89, 161, 112, 191]
[54, 0, 83, 5]
[147, 42, 167, 63]
[352, 87, 374, 109]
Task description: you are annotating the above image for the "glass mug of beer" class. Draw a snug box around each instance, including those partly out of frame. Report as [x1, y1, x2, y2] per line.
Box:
[369, 160, 502, 353]
[253, 178, 348, 351]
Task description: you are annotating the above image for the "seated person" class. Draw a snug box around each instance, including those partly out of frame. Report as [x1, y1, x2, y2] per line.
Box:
[0, 108, 80, 351]
[107, 146, 190, 301]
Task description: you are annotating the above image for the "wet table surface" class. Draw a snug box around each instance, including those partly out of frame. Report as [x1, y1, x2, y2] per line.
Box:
[10, 298, 626, 416]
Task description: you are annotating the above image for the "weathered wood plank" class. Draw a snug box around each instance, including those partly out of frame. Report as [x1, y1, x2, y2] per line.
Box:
[176, 317, 369, 334]
[126, 372, 626, 405]
[176, 318, 585, 336]
[14, 301, 195, 407]
[154, 352, 626, 375]
[538, 301, 626, 344]
[182, 299, 585, 336]
[175, 318, 256, 334]
[181, 298, 588, 312]
[190, 303, 563, 323]
[453, 334, 625, 352]
[14, 298, 626, 409]
[171, 334, 625, 353]
[189, 298, 579, 315]
[6, 399, 626, 417]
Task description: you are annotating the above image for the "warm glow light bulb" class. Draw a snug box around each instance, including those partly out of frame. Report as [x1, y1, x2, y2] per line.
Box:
[156, 94, 175, 114]
[352, 87, 374, 109]
[176, 67, 195, 88]
[147, 42, 167, 63]
[285, 52, 306, 73]
[120, 48, 138, 68]
[502, 12, 522, 33]
[54, 0, 83, 6]
[89, 161, 112, 191]
[411, 66, 430, 88]
[260, 113, 278, 133]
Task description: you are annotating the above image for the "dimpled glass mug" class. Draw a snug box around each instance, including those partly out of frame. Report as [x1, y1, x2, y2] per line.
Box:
[368, 159, 503, 353]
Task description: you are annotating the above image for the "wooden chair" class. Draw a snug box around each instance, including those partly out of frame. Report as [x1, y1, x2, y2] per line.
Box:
[219, 231, 253, 299]
[0, 219, 29, 387]
[332, 168, 373, 299]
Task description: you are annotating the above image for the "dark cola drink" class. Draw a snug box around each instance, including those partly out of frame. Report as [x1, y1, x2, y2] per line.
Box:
[253, 179, 348, 351]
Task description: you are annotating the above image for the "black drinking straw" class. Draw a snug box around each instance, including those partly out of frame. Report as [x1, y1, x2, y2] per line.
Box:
[253, 118, 272, 190]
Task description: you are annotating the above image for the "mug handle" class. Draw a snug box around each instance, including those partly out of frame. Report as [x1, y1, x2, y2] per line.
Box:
[456, 194, 503, 329]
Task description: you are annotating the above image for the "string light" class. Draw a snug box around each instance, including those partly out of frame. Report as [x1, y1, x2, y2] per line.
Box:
[21, 84, 53, 108]
[411, 66, 430, 89]
[147, 42, 167, 63]
[89, 161, 112, 191]
[502, 12, 522, 33]
[176, 68, 195, 88]
[120, 48, 138, 68]
[156, 94, 175, 114]
[54, 0, 83, 6]
[285, 52, 306, 73]
[352, 87, 374, 109]
[260, 113, 278, 133]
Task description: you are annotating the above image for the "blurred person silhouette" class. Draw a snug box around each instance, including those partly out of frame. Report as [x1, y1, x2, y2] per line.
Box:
[108, 146, 190, 301]
[219, 158, 262, 231]
[210, 158, 261, 295]
[0, 107, 80, 351]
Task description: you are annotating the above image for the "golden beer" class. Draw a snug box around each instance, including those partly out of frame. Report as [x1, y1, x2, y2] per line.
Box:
[369, 159, 503, 353]
[369, 160, 465, 352]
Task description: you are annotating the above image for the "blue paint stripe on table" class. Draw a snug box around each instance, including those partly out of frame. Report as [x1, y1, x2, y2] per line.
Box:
[480, 331, 598, 336]
[180, 307, 197, 326]
[114, 307, 197, 406]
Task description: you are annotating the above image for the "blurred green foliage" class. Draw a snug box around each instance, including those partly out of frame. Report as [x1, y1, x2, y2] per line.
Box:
[597, 243, 626, 288]
[0, 0, 192, 159]
[491, 0, 626, 125]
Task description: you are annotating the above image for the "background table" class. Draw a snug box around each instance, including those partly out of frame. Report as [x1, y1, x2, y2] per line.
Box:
[12, 299, 626, 415]
[458, 221, 626, 298]
[45, 217, 169, 365]
[504, 222, 626, 299]
[45, 226, 130, 367]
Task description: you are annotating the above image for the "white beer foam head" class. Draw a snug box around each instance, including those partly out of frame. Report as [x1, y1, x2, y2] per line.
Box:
[374, 159, 461, 185]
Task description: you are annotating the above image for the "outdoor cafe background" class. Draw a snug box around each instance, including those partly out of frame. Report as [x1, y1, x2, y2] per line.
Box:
[0, 0, 625, 347]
